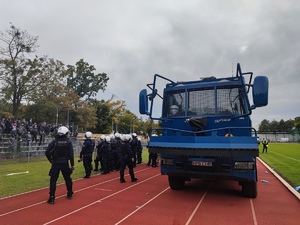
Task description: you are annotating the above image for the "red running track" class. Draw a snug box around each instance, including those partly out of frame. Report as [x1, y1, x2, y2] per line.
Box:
[0, 159, 299, 225]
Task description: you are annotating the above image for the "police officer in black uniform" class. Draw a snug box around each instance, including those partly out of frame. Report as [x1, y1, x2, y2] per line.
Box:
[110, 134, 119, 171]
[130, 133, 138, 167]
[100, 136, 111, 174]
[94, 135, 105, 172]
[80, 131, 95, 178]
[45, 126, 74, 204]
[136, 137, 143, 164]
[114, 133, 122, 170]
[119, 134, 138, 183]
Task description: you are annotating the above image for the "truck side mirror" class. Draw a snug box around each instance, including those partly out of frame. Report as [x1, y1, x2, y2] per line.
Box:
[251, 76, 269, 109]
[139, 89, 149, 115]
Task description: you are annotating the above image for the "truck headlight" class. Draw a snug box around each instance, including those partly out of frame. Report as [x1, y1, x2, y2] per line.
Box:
[234, 162, 255, 170]
[162, 158, 174, 165]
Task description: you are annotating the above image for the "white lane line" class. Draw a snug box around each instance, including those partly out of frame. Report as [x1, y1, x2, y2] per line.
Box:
[185, 183, 212, 225]
[0, 201, 46, 217]
[0, 176, 119, 217]
[0, 167, 153, 217]
[0, 165, 151, 201]
[114, 186, 170, 225]
[250, 199, 258, 225]
[43, 174, 161, 225]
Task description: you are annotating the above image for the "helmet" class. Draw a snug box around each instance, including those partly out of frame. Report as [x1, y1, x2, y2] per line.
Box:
[132, 133, 137, 137]
[85, 131, 92, 138]
[105, 136, 111, 143]
[100, 135, 105, 141]
[57, 126, 69, 136]
[115, 132, 120, 138]
[170, 105, 179, 115]
[123, 134, 131, 141]
[109, 134, 115, 139]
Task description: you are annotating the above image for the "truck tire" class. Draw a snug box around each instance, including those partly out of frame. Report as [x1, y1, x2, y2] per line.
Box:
[168, 176, 185, 190]
[242, 181, 257, 198]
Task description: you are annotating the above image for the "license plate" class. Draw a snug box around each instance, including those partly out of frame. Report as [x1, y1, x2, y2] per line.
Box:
[192, 161, 213, 167]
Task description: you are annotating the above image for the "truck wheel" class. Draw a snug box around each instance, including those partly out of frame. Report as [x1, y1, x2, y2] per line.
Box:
[242, 181, 257, 198]
[168, 176, 185, 190]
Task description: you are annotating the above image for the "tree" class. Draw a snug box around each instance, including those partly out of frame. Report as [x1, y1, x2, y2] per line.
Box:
[89, 96, 126, 133]
[258, 119, 270, 132]
[22, 89, 97, 128]
[0, 24, 39, 117]
[283, 119, 294, 133]
[295, 117, 300, 133]
[66, 59, 109, 99]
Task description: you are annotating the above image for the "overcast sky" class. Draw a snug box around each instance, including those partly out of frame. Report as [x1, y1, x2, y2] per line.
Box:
[1, 0, 299, 128]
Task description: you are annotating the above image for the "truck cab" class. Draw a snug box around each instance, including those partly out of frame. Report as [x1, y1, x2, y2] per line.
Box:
[139, 63, 268, 198]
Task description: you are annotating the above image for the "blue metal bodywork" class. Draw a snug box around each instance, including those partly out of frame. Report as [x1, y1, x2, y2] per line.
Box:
[139, 63, 268, 196]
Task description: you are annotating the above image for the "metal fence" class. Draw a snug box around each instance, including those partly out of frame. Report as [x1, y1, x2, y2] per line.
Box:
[0, 134, 83, 161]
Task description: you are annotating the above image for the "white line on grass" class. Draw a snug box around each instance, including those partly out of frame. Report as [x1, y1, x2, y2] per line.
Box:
[271, 151, 300, 163]
[6, 171, 29, 176]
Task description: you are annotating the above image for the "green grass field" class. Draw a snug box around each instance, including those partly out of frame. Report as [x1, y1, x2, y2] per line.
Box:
[0, 144, 299, 198]
[258, 143, 300, 187]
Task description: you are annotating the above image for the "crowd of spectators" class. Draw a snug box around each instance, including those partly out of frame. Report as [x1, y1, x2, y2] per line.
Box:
[0, 116, 78, 146]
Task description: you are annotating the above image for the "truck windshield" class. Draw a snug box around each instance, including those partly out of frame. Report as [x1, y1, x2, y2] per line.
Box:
[163, 86, 246, 117]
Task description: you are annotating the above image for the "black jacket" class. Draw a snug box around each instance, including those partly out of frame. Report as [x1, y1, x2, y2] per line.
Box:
[45, 136, 74, 166]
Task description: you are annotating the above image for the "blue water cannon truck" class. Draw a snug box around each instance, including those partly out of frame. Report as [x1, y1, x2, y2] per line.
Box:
[139, 63, 268, 198]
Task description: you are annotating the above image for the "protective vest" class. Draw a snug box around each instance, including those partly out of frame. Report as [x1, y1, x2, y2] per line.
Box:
[110, 138, 117, 150]
[101, 141, 111, 154]
[53, 137, 69, 161]
[120, 141, 131, 157]
[83, 139, 95, 154]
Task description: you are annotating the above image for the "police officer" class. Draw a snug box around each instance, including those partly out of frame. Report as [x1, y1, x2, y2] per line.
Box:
[110, 133, 119, 171]
[94, 135, 105, 172]
[45, 126, 74, 204]
[262, 138, 269, 153]
[119, 134, 138, 183]
[80, 131, 95, 178]
[114, 132, 122, 170]
[130, 133, 138, 167]
[136, 137, 143, 164]
[100, 136, 111, 174]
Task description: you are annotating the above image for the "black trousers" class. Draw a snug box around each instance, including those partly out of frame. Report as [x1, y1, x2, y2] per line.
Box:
[49, 162, 72, 196]
[83, 154, 93, 176]
[119, 157, 135, 180]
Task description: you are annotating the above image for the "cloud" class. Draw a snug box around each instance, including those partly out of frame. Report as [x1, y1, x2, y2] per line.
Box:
[1, 0, 299, 127]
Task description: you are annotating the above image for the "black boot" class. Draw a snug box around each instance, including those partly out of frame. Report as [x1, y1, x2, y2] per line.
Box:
[47, 196, 55, 204]
[131, 177, 138, 182]
[120, 178, 126, 183]
[67, 192, 73, 199]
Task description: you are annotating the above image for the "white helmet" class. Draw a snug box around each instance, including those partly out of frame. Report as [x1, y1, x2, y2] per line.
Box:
[109, 134, 115, 139]
[132, 133, 137, 137]
[100, 135, 106, 141]
[105, 136, 111, 143]
[57, 126, 69, 136]
[123, 134, 131, 141]
[170, 105, 179, 115]
[115, 132, 120, 138]
[85, 131, 92, 138]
